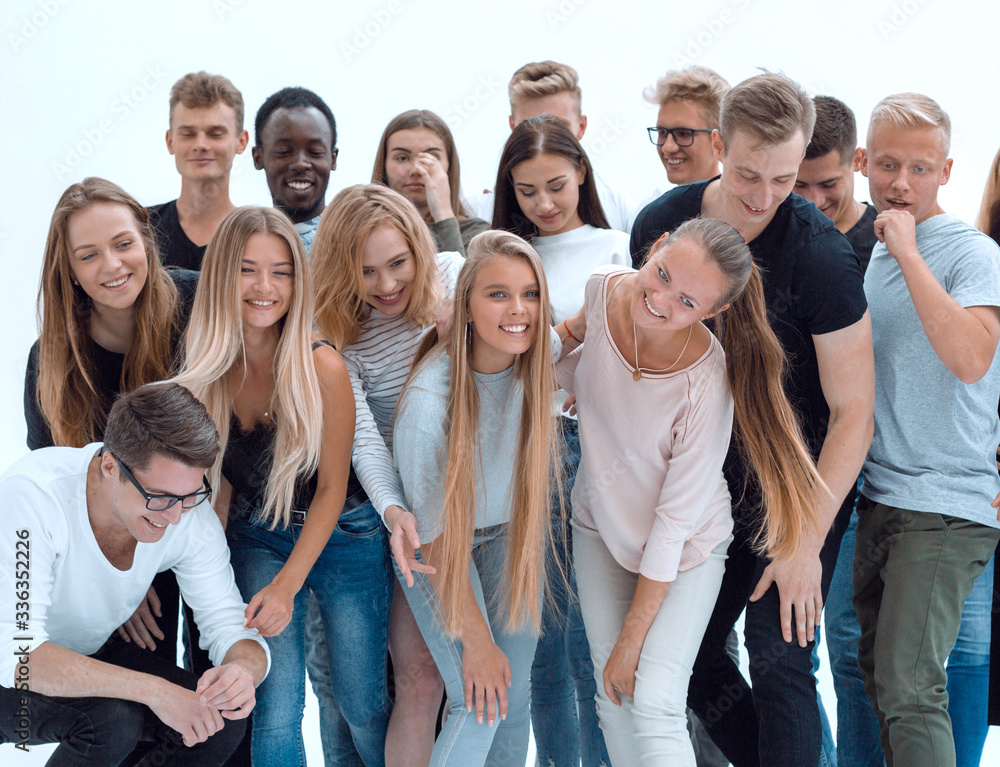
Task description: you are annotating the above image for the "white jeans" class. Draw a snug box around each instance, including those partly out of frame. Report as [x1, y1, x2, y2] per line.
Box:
[573, 518, 730, 767]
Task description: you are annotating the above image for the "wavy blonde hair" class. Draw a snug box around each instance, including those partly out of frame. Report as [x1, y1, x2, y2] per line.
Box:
[312, 184, 443, 349]
[173, 206, 322, 528]
[406, 230, 561, 637]
[35, 177, 180, 447]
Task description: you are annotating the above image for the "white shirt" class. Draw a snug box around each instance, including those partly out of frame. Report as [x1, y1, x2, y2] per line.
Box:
[0, 444, 269, 687]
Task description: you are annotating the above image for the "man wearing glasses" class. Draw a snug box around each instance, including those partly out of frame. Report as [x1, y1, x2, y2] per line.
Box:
[0, 383, 269, 765]
[643, 65, 730, 188]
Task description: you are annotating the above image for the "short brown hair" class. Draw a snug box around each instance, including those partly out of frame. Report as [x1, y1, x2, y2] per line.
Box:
[643, 66, 730, 127]
[721, 72, 815, 150]
[805, 96, 858, 164]
[169, 71, 244, 131]
[508, 61, 582, 113]
[104, 383, 219, 472]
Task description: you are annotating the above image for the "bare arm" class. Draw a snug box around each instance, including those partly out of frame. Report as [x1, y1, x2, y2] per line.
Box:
[751, 313, 875, 645]
[244, 346, 355, 636]
[876, 209, 1000, 383]
[603, 574, 669, 705]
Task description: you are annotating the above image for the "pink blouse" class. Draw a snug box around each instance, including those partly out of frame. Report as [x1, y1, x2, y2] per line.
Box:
[558, 267, 734, 581]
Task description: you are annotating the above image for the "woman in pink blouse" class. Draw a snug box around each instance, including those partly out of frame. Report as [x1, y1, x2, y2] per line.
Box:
[556, 217, 826, 766]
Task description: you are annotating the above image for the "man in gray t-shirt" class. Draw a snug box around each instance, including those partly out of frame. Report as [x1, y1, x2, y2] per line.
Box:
[854, 93, 1000, 767]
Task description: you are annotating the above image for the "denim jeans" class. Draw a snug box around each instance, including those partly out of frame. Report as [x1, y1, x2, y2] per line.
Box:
[948, 554, 994, 767]
[0, 638, 245, 765]
[531, 418, 610, 767]
[687, 493, 853, 767]
[825, 507, 886, 767]
[304, 589, 365, 767]
[227, 500, 393, 767]
[396, 524, 538, 767]
[810, 631, 838, 767]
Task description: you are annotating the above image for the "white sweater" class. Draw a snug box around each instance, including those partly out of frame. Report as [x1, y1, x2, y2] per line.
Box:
[346, 251, 464, 518]
[0, 444, 269, 687]
[533, 224, 631, 325]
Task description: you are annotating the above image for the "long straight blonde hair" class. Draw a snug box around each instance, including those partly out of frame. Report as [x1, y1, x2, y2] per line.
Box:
[312, 184, 443, 349]
[406, 230, 560, 637]
[35, 178, 180, 447]
[173, 206, 323, 528]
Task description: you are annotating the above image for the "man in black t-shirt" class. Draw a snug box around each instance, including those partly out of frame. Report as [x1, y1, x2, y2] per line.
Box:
[795, 96, 878, 271]
[149, 72, 248, 270]
[631, 73, 875, 767]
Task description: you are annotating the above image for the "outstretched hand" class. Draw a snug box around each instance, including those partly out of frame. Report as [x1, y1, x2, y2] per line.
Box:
[386, 505, 436, 586]
[244, 583, 294, 637]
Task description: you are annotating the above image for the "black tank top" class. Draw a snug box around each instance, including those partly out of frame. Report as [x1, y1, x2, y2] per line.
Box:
[222, 340, 364, 518]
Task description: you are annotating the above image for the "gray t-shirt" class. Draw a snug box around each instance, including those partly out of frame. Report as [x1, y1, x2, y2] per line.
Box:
[393, 350, 522, 543]
[863, 213, 1000, 527]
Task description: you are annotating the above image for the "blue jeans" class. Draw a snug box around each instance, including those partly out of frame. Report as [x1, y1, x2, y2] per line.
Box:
[810, 631, 838, 767]
[396, 525, 538, 767]
[948, 554, 994, 767]
[228, 500, 393, 767]
[826, 507, 886, 767]
[531, 418, 610, 767]
[305, 589, 365, 766]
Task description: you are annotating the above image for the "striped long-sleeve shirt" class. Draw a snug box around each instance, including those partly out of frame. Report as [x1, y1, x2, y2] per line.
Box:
[346, 251, 464, 519]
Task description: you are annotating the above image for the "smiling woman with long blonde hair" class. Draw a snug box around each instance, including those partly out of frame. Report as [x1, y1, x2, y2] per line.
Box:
[392, 230, 561, 767]
[172, 205, 392, 767]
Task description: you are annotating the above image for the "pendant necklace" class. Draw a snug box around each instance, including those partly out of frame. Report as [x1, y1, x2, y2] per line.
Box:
[632, 322, 692, 382]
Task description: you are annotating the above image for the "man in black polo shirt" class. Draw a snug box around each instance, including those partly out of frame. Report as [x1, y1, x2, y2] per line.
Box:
[630, 72, 874, 767]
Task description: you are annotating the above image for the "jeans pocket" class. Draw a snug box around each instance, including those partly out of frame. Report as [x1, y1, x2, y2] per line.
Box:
[336, 501, 382, 538]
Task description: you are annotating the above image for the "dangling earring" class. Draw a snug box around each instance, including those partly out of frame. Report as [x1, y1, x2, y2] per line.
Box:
[71, 277, 80, 286]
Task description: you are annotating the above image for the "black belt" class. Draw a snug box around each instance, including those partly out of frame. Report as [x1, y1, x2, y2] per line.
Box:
[233, 489, 369, 527]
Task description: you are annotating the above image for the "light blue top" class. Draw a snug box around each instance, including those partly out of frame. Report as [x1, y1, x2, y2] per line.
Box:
[862, 213, 1000, 527]
[393, 350, 522, 543]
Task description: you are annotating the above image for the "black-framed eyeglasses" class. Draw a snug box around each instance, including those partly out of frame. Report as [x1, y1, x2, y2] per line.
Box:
[106, 450, 213, 512]
[647, 127, 715, 147]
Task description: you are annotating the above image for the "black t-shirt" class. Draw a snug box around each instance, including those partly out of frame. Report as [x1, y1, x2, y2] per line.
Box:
[631, 179, 868, 518]
[148, 200, 208, 271]
[23, 269, 199, 450]
[846, 202, 878, 275]
[223, 341, 364, 518]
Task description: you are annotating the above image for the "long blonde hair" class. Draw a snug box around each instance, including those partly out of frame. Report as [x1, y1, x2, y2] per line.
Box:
[312, 184, 443, 349]
[173, 206, 322, 528]
[35, 177, 180, 447]
[977, 146, 1000, 245]
[406, 231, 560, 637]
[650, 219, 827, 559]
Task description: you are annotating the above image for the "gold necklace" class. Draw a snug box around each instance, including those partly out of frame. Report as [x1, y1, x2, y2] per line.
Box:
[632, 321, 693, 382]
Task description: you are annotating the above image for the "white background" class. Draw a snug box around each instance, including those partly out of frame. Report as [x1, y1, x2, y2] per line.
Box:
[2, 0, 999, 763]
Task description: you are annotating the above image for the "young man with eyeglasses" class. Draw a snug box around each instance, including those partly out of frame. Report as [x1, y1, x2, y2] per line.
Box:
[643, 65, 729, 188]
[0, 383, 269, 766]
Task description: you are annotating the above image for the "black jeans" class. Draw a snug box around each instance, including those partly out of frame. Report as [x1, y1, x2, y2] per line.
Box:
[686, 493, 853, 767]
[0, 638, 245, 766]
